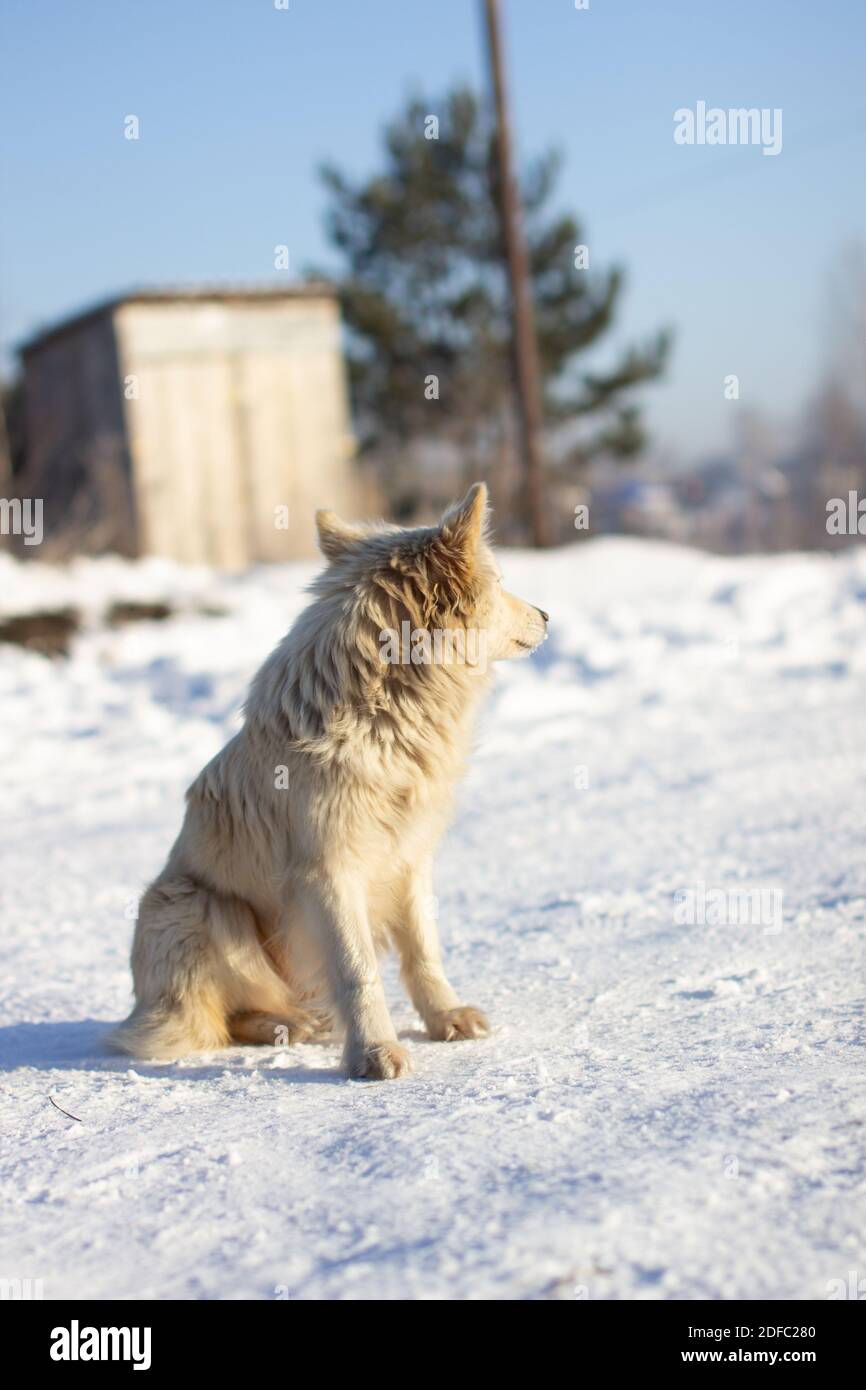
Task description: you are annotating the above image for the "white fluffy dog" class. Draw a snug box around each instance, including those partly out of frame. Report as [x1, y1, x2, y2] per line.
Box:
[110, 484, 548, 1078]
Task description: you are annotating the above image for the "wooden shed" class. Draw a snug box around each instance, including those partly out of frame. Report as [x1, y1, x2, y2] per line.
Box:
[20, 286, 363, 566]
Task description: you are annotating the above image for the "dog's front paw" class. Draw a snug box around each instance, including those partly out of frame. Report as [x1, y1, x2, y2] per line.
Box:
[346, 1041, 413, 1081]
[428, 1006, 490, 1042]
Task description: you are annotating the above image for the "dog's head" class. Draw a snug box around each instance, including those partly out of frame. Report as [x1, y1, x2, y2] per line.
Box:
[314, 483, 548, 668]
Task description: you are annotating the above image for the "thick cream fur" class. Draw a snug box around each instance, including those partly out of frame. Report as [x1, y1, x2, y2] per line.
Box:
[108, 484, 548, 1079]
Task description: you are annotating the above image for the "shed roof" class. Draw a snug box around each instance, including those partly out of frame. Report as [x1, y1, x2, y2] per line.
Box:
[20, 282, 338, 357]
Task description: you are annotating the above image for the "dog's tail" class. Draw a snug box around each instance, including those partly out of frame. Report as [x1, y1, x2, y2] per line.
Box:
[107, 995, 228, 1060]
[107, 876, 235, 1060]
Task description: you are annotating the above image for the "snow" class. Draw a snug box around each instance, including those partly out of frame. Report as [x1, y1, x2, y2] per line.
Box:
[1, 537, 865, 1301]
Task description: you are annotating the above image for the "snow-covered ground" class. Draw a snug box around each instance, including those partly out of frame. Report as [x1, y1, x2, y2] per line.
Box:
[1, 538, 865, 1301]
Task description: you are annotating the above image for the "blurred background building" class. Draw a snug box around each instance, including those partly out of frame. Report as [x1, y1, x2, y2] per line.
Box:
[14, 287, 363, 565]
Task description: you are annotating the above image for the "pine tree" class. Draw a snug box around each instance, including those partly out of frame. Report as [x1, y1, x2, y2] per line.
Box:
[319, 87, 671, 538]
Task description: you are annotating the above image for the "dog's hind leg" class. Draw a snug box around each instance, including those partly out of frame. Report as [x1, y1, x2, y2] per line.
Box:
[108, 876, 297, 1061]
[228, 1007, 328, 1047]
[107, 877, 230, 1059]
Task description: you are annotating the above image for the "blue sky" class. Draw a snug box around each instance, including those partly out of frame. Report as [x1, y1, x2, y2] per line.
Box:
[1, 0, 864, 456]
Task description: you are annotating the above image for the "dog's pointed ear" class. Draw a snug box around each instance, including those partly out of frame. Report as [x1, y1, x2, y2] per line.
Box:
[438, 482, 489, 561]
[315, 509, 364, 560]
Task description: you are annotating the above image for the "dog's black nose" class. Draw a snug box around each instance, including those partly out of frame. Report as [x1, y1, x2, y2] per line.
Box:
[537, 607, 550, 624]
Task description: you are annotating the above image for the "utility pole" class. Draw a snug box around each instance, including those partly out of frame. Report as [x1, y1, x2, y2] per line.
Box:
[482, 0, 547, 546]
[0, 390, 12, 545]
